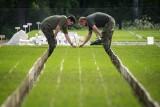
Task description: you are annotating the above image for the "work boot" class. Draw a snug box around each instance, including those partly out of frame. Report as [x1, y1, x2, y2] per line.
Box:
[90, 39, 102, 45]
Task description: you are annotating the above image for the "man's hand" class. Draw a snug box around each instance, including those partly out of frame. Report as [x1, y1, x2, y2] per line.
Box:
[79, 31, 92, 48]
[71, 43, 76, 48]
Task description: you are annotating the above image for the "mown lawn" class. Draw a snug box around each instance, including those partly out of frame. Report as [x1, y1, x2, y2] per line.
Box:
[22, 46, 141, 107]
[28, 29, 159, 43]
[27, 30, 39, 38]
[131, 30, 160, 42]
[112, 45, 160, 104]
[112, 30, 144, 42]
[0, 46, 47, 105]
[1, 29, 159, 106]
[70, 29, 142, 42]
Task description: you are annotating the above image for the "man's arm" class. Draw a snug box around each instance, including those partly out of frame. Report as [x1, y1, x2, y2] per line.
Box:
[92, 25, 102, 38]
[54, 25, 60, 39]
[80, 30, 92, 47]
[64, 34, 76, 47]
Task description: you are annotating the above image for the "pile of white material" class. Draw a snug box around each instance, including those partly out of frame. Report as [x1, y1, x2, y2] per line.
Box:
[18, 35, 47, 46]
[29, 31, 85, 46]
[56, 32, 85, 46]
[29, 35, 47, 45]
[7, 30, 28, 45]
[7, 30, 85, 46]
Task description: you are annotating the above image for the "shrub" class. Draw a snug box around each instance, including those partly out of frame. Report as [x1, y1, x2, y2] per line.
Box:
[1, 26, 15, 39]
[122, 15, 160, 30]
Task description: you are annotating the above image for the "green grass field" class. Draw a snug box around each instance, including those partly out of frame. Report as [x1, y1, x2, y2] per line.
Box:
[21, 46, 141, 107]
[27, 30, 39, 38]
[0, 46, 47, 105]
[71, 29, 145, 42]
[112, 45, 160, 103]
[131, 30, 160, 41]
[28, 29, 160, 42]
[1, 29, 160, 106]
[112, 30, 144, 42]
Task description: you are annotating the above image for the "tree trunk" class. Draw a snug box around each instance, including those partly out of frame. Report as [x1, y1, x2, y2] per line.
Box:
[132, 0, 139, 21]
[17, 8, 26, 26]
[17, 1, 26, 26]
[118, 2, 122, 30]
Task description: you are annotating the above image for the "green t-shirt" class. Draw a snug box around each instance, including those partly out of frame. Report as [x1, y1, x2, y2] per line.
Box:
[86, 12, 111, 31]
[41, 15, 68, 34]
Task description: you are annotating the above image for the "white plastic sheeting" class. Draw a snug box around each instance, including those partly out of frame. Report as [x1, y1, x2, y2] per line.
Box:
[8, 30, 85, 46]
[56, 32, 85, 46]
[7, 30, 28, 45]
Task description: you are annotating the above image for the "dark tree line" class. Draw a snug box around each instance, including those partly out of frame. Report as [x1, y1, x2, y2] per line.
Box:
[0, 0, 160, 38]
[1, 0, 159, 8]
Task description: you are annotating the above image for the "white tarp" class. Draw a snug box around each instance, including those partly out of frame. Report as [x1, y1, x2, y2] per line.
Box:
[7, 30, 28, 45]
[56, 32, 85, 46]
[7, 30, 86, 46]
[30, 35, 47, 45]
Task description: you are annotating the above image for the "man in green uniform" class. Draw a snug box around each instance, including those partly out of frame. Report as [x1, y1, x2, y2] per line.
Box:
[79, 12, 115, 53]
[41, 15, 76, 57]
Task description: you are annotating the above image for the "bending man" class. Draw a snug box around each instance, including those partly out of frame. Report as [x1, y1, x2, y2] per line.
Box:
[41, 15, 76, 57]
[79, 12, 115, 53]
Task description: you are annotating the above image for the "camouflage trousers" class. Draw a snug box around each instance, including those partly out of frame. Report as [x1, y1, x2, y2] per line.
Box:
[41, 24, 57, 57]
[101, 17, 115, 53]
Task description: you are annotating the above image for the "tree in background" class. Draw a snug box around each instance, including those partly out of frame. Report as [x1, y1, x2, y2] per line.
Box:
[0, 0, 159, 38]
[132, 0, 139, 21]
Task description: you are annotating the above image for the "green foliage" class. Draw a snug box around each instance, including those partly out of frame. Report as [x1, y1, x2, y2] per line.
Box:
[123, 15, 160, 30]
[31, 2, 39, 9]
[1, 26, 15, 39]
[134, 15, 154, 29]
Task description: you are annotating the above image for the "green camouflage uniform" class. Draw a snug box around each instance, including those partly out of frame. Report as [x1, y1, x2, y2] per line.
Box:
[101, 17, 115, 53]
[41, 15, 68, 57]
[86, 12, 115, 53]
